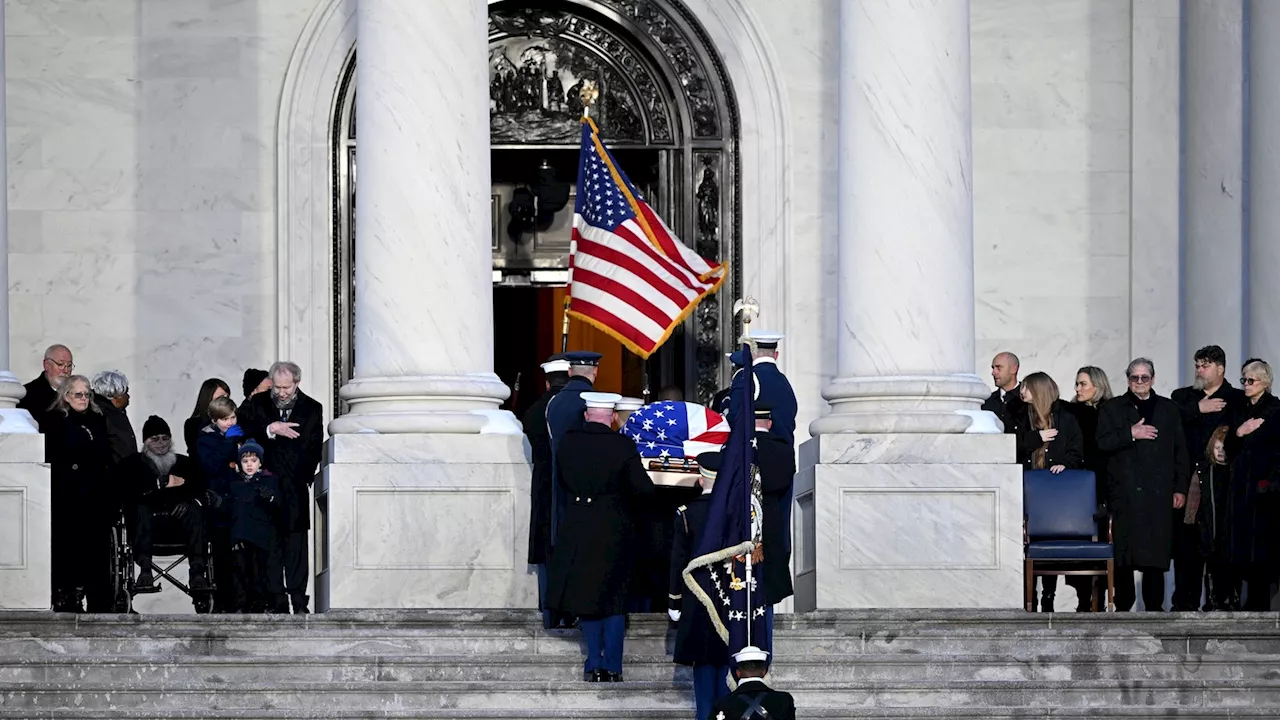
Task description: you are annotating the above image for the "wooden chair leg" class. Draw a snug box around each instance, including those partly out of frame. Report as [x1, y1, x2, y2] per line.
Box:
[1091, 574, 1099, 612]
[1106, 559, 1116, 612]
[1025, 559, 1035, 612]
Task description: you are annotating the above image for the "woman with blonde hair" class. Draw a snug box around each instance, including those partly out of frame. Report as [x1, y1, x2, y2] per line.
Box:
[1225, 360, 1280, 610]
[45, 375, 115, 612]
[1009, 372, 1084, 611]
[1062, 365, 1114, 611]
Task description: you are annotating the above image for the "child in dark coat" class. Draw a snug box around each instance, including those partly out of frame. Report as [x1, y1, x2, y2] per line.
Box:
[228, 440, 283, 612]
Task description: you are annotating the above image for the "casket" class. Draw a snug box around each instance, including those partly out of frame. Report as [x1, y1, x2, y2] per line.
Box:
[623, 400, 729, 487]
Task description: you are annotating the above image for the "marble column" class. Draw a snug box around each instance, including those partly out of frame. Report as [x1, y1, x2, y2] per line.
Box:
[0, 3, 52, 610]
[808, 0, 991, 436]
[328, 0, 513, 436]
[1183, 0, 1246, 379]
[1251, 0, 1280, 364]
[318, 0, 533, 610]
[795, 0, 1020, 611]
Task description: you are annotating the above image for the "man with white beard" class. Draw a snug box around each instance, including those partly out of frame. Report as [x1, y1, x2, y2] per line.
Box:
[122, 416, 210, 603]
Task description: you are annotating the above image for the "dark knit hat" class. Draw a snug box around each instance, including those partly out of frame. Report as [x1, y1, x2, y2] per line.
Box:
[242, 368, 269, 398]
[142, 415, 171, 440]
[238, 439, 265, 464]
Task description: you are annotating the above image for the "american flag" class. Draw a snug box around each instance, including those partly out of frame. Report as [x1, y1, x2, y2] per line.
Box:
[568, 119, 725, 358]
[623, 401, 730, 459]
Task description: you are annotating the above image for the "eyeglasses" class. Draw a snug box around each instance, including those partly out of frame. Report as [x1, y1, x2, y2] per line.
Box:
[1128, 375, 1152, 383]
[1241, 377, 1260, 386]
[48, 359, 73, 371]
[68, 391, 91, 399]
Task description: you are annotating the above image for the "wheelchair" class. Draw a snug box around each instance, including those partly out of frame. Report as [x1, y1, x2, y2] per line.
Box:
[109, 506, 218, 614]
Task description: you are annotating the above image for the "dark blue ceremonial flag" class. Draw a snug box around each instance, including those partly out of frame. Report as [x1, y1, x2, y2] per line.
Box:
[682, 343, 769, 663]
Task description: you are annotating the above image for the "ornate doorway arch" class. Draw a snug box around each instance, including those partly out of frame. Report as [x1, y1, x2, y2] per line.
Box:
[277, 0, 787, 421]
[330, 0, 741, 412]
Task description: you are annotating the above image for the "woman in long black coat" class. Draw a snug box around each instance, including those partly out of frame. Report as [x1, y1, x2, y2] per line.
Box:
[1096, 361, 1190, 612]
[1224, 360, 1280, 610]
[1007, 372, 1084, 611]
[1062, 366, 1114, 611]
[45, 375, 115, 612]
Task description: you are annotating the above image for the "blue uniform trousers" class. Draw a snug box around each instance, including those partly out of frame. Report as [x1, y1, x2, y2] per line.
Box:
[692, 663, 731, 720]
[580, 614, 625, 674]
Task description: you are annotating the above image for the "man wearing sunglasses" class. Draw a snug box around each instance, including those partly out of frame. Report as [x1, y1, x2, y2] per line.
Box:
[1170, 346, 1245, 610]
[1097, 358, 1192, 612]
[17, 343, 74, 432]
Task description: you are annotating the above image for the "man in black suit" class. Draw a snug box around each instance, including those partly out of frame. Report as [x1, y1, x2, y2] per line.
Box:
[708, 646, 796, 720]
[545, 392, 655, 682]
[522, 353, 570, 628]
[981, 351, 1026, 428]
[239, 360, 324, 614]
[17, 343, 74, 432]
[1169, 344, 1245, 610]
[753, 402, 796, 650]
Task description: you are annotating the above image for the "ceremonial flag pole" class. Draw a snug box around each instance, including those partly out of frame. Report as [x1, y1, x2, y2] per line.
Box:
[561, 81, 602, 354]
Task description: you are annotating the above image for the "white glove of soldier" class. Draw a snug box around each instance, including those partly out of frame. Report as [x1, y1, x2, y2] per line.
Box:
[668, 608, 681, 622]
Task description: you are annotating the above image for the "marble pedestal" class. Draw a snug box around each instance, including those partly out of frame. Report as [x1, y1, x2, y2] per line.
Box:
[316, 434, 537, 610]
[0, 420, 50, 610]
[794, 433, 1022, 610]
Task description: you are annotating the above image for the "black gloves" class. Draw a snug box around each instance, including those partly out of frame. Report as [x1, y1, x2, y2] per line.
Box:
[204, 489, 224, 510]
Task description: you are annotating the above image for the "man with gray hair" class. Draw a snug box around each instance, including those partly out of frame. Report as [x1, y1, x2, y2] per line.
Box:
[91, 369, 137, 467]
[1097, 357, 1191, 612]
[17, 344, 74, 432]
[239, 361, 324, 613]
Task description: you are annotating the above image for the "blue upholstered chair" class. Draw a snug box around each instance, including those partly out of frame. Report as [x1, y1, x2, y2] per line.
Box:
[1023, 469, 1114, 612]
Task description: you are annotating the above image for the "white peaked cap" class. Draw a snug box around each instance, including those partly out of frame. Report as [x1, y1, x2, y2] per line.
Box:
[581, 392, 622, 409]
[615, 397, 644, 411]
[733, 645, 770, 663]
[747, 331, 785, 345]
[540, 359, 571, 374]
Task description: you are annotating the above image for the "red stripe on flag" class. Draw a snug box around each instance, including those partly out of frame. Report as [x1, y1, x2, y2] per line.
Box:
[612, 222, 705, 293]
[573, 235, 693, 308]
[571, 266, 673, 328]
[637, 201, 698, 273]
[569, 299, 656, 352]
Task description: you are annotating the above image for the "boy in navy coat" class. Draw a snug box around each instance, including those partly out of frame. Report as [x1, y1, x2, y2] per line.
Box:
[227, 440, 283, 612]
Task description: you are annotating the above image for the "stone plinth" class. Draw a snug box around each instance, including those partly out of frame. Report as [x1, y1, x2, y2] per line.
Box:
[316, 434, 536, 610]
[0, 422, 50, 610]
[795, 433, 1021, 610]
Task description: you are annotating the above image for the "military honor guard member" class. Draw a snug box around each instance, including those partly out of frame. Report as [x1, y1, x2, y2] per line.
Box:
[614, 396, 644, 427]
[752, 403, 797, 642]
[545, 351, 603, 539]
[707, 646, 796, 720]
[523, 353, 571, 629]
[727, 332, 798, 447]
[670, 451, 733, 720]
[545, 392, 657, 682]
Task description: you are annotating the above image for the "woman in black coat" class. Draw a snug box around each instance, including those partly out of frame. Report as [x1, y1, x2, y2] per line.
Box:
[45, 375, 115, 612]
[1061, 366, 1114, 610]
[183, 378, 231, 464]
[1224, 360, 1280, 610]
[1007, 372, 1084, 611]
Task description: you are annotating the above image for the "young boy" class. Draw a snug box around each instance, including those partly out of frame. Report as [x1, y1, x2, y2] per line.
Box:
[197, 396, 246, 612]
[228, 440, 281, 612]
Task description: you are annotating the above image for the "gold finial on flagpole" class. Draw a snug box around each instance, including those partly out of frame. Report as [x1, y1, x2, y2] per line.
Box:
[580, 80, 600, 119]
[733, 296, 760, 345]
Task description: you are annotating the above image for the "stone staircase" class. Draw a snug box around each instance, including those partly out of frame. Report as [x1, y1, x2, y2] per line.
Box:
[2, 609, 1280, 719]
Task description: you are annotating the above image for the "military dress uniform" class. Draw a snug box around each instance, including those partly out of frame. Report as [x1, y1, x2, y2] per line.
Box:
[523, 354, 570, 628]
[545, 392, 656, 682]
[711, 348, 749, 416]
[544, 351, 602, 540]
[754, 413, 797, 649]
[670, 452, 733, 720]
[707, 676, 796, 720]
[726, 333, 798, 447]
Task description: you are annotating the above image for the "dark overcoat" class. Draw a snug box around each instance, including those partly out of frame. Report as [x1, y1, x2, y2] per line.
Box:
[45, 408, 114, 525]
[756, 430, 796, 605]
[669, 493, 730, 667]
[522, 386, 562, 565]
[18, 375, 58, 432]
[92, 394, 137, 469]
[545, 422, 655, 616]
[707, 679, 797, 720]
[1096, 392, 1190, 568]
[728, 360, 797, 447]
[1224, 393, 1280, 575]
[1172, 382, 1246, 473]
[1008, 402, 1085, 471]
[544, 375, 593, 537]
[982, 384, 1027, 430]
[122, 452, 202, 510]
[239, 390, 324, 532]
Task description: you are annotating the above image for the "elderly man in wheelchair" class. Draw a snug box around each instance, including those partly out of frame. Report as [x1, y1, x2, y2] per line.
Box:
[118, 415, 215, 612]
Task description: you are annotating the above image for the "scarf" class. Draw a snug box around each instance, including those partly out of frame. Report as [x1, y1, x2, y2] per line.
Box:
[1128, 391, 1158, 424]
[273, 390, 299, 421]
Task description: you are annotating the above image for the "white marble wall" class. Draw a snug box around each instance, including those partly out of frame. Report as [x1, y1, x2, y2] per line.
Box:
[970, 0, 1138, 395]
[5, 0, 317, 436]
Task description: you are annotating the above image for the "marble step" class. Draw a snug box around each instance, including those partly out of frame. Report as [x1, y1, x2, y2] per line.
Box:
[3, 680, 1280, 712]
[3, 711, 1280, 720]
[5, 653, 1280, 684]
